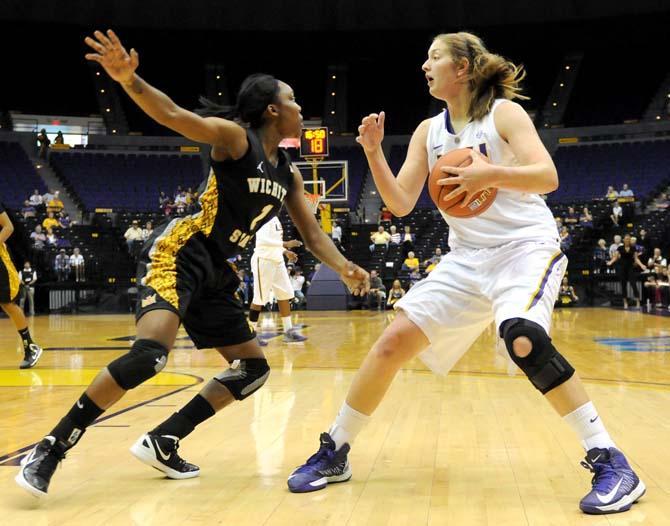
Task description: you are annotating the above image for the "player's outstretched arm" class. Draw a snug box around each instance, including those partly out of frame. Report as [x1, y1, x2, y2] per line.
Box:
[85, 29, 246, 155]
[285, 166, 369, 296]
[357, 112, 430, 217]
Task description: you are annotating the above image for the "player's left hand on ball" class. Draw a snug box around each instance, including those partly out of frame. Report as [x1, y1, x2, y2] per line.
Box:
[340, 261, 370, 296]
[438, 149, 494, 207]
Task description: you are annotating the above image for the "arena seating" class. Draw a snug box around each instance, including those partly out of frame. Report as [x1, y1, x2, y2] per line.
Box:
[0, 141, 47, 209]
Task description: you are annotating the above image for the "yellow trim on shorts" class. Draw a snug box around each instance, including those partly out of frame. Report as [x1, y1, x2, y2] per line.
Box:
[0, 243, 19, 301]
[524, 250, 564, 311]
[144, 171, 218, 310]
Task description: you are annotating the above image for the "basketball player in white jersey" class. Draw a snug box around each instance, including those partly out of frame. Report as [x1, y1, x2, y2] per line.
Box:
[288, 32, 644, 515]
[249, 216, 307, 343]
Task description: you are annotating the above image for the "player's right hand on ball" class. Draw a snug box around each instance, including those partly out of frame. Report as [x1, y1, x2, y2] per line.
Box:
[85, 29, 139, 85]
[356, 112, 385, 153]
[340, 261, 370, 296]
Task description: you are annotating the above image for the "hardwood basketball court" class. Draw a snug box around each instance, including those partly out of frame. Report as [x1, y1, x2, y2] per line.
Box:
[1, 308, 668, 525]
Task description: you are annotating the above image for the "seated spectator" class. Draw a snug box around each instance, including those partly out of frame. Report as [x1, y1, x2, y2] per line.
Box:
[42, 188, 55, 206]
[187, 191, 200, 214]
[564, 206, 579, 225]
[579, 207, 593, 228]
[648, 248, 667, 268]
[159, 191, 170, 210]
[124, 220, 144, 256]
[652, 192, 669, 211]
[54, 131, 65, 144]
[403, 251, 420, 271]
[46, 228, 57, 246]
[29, 189, 43, 209]
[30, 225, 47, 250]
[21, 200, 36, 219]
[387, 279, 406, 308]
[559, 226, 572, 251]
[236, 269, 250, 306]
[58, 211, 71, 229]
[175, 204, 187, 217]
[556, 276, 579, 307]
[630, 236, 643, 256]
[141, 221, 154, 241]
[54, 249, 71, 281]
[610, 202, 622, 226]
[366, 270, 386, 310]
[619, 183, 634, 197]
[424, 248, 444, 272]
[42, 211, 59, 231]
[379, 205, 393, 226]
[174, 185, 184, 200]
[609, 234, 622, 259]
[656, 267, 670, 308]
[290, 267, 306, 308]
[70, 247, 85, 282]
[402, 225, 415, 256]
[389, 225, 401, 245]
[47, 190, 64, 214]
[592, 239, 609, 273]
[174, 191, 188, 206]
[185, 187, 195, 205]
[408, 267, 422, 287]
[638, 229, 653, 260]
[605, 185, 619, 200]
[554, 216, 563, 233]
[642, 274, 658, 308]
[369, 225, 391, 252]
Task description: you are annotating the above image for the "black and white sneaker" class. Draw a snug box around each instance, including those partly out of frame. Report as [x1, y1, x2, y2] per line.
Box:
[130, 433, 200, 479]
[15, 436, 65, 498]
[19, 343, 43, 369]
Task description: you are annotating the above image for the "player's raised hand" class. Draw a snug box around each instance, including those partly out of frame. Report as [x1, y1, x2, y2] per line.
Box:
[85, 29, 139, 84]
[356, 112, 385, 153]
[339, 261, 370, 296]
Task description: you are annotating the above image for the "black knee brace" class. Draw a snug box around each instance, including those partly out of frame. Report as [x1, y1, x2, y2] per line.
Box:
[500, 318, 575, 394]
[107, 339, 169, 390]
[214, 358, 270, 400]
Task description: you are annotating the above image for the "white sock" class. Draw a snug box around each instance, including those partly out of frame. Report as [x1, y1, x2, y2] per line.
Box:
[281, 316, 293, 332]
[563, 401, 616, 451]
[329, 402, 371, 450]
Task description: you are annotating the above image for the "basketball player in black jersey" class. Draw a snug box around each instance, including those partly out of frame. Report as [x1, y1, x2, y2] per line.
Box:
[16, 29, 369, 498]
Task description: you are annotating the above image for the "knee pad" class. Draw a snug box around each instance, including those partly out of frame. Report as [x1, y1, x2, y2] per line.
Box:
[500, 318, 574, 394]
[214, 358, 270, 400]
[107, 339, 169, 390]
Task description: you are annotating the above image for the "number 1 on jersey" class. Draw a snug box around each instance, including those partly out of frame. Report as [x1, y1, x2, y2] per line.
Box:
[249, 204, 274, 231]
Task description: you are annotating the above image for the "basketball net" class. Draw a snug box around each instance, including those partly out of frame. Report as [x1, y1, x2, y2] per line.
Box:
[303, 191, 322, 214]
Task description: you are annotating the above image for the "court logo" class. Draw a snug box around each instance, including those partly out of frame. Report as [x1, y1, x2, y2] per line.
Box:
[595, 336, 670, 352]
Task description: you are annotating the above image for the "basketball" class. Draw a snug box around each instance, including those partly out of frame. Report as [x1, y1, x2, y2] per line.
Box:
[428, 148, 497, 218]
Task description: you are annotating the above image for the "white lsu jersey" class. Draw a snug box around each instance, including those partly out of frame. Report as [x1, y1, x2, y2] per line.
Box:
[426, 99, 557, 250]
[253, 216, 285, 262]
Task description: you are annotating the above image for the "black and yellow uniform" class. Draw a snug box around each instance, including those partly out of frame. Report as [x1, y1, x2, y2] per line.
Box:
[0, 203, 20, 303]
[136, 129, 294, 348]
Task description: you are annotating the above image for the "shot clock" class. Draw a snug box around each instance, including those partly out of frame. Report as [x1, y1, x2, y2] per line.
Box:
[300, 127, 329, 158]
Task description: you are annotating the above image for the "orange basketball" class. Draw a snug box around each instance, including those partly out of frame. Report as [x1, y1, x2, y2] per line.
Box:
[428, 148, 497, 218]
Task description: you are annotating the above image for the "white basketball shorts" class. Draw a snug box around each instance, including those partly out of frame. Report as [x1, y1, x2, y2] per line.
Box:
[251, 255, 295, 305]
[394, 239, 568, 374]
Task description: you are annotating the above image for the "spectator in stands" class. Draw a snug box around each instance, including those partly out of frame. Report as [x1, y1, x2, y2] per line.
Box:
[378, 205, 393, 227]
[54, 131, 64, 145]
[174, 185, 184, 200]
[70, 247, 85, 282]
[175, 204, 187, 217]
[648, 248, 667, 268]
[607, 234, 647, 309]
[54, 249, 71, 281]
[402, 225, 415, 256]
[637, 229, 653, 260]
[21, 200, 36, 219]
[656, 267, 670, 309]
[140, 221, 153, 241]
[605, 186, 619, 201]
[559, 226, 572, 252]
[37, 128, 50, 159]
[290, 267, 306, 308]
[564, 206, 579, 226]
[369, 225, 391, 252]
[29, 189, 43, 209]
[42, 188, 55, 206]
[554, 216, 563, 233]
[408, 267, 422, 287]
[19, 261, 37, 316]
[642, 274, 658, 309]
[58, 211, 71, 229]
[389, 225, 401, 245]
[402, 251, 420, 271]
[579, 207, 593, 228]
[592, 239, 609, 273]
[236, 269, 251, 306]
[42, 211, 59, 231]
[423, 248, 443, 272]
[386, 280, 406, 309]
[610, 201, 622, 226]
[630, 236, 643, 257]
[47, 191, 64, 214]
[619, 184, 634, 198]
[30, 225, 46, 251]
[124, 219, 144, 256]
[331, 220, 343, 251]
[158, 191, 170, 210]
[187, 191, 199, 214]
[174, 190, 188, 206]
[306, 263, 321, 289]
[609, 234, 622, 259]
[652, 192, 669, 211]
[366, 270, 386, 310]
[46, 228, 57, 247]
[556, 277, 579, 307]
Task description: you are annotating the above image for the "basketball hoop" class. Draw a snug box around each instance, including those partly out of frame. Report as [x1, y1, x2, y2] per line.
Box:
[303, 192, 322, 214]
